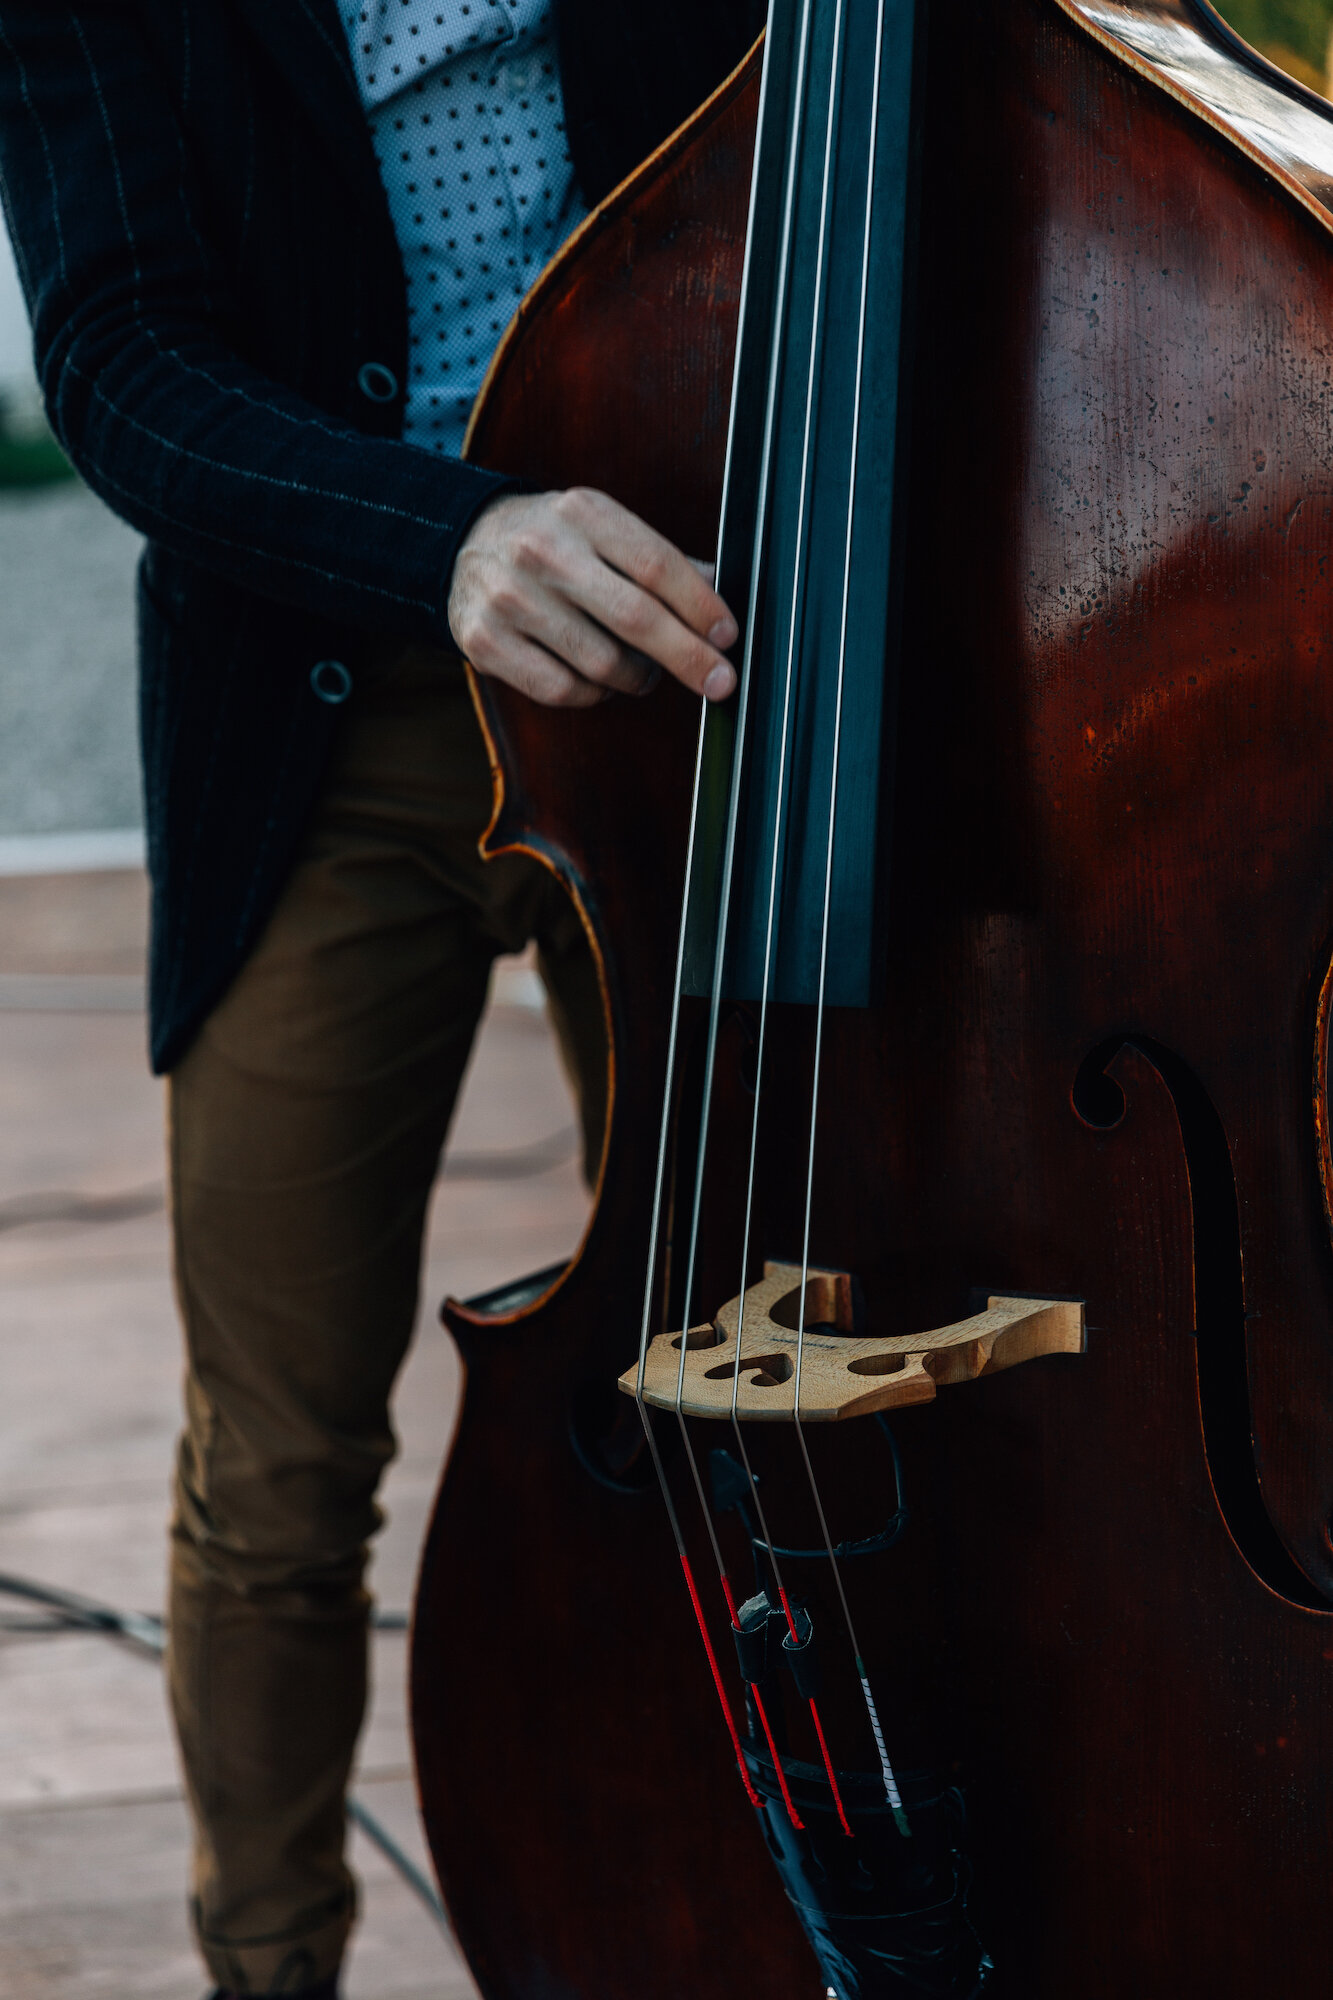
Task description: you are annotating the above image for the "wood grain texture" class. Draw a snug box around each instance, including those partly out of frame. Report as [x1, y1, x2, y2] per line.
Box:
[413, 4, 1333, 1993]
[628, 1265, 1085, 1421]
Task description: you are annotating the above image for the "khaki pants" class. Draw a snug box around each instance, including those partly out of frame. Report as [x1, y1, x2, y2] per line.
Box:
[165, 646, 603, 1995]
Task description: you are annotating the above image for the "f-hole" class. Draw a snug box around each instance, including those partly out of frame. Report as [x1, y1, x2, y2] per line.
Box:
[1074, 1035, 1327, 1611]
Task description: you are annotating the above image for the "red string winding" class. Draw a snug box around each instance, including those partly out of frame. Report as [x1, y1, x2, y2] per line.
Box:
[720, 1574, 805, 1832]
[678, 1553, 762, 1808]
[776, 1586, 853, 1838]
[806, 1693, 854, 1838]
[750, 1683, 805, 1831]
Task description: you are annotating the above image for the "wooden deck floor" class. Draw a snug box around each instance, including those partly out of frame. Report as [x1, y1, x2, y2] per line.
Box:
[0, 870, 590, 1999]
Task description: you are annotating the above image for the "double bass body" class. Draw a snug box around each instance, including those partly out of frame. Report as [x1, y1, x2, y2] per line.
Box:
[411, 3, 1333, 1991]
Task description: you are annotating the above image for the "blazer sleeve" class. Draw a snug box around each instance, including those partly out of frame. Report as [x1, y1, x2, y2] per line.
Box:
[0, 3, 515, 642]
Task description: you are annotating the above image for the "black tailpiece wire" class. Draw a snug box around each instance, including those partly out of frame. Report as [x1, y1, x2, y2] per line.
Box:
[710, 1412, 908, 1565]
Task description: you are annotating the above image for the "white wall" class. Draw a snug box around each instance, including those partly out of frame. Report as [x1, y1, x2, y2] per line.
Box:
[0, 219, 144, 841]
[0, 223, 35, 396]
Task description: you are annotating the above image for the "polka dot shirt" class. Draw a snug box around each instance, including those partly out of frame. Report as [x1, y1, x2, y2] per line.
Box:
[341, 0, 586, 456]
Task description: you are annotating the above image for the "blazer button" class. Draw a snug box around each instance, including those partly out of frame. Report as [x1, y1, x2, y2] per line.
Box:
[310, 659, 353, 704]
[356, 361, 399, 403]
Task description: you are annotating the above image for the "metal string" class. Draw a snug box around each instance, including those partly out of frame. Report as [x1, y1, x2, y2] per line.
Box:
[660, 0, 825, 1832]
[647, 0, 831, 1836]
[629, 0, 907, 1836]
[728, 0, 848, 1494]
[714, 0, 910, 1835]
[786, 0, 912, 1835]
[629, 0, 813, 1813]
[634, 0, 815, 1540]
[631, 0, 790, 1420]
[669, 0, 816, 1419]
[718, 0, 858, 1839]
[632, 0, 799, 1526]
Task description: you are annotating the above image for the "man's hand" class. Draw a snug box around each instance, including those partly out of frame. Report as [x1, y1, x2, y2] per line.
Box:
[447, 487, 739, 709]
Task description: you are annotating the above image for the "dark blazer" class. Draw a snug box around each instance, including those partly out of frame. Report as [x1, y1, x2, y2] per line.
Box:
[0, 0, 764, 1069]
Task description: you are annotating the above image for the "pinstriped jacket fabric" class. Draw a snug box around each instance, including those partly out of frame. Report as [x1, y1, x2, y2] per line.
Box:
[0, 0, 764, 1070]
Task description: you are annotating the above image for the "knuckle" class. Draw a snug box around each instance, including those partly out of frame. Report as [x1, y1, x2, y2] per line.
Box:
[618, 598, 654, 645]
[511, 530, 555, 574]
[550, 676, 593, 710]
[517, 664, 557, 702]
[448, 595, 480, 645]
[633, 548, 668, 593]
[464, 621, 502, 670]
[584, 634, 621, 679]
[552, 488, 588, 529]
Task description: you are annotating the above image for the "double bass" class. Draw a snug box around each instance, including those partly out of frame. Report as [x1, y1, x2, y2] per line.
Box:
[411, 2, 1333, 1992]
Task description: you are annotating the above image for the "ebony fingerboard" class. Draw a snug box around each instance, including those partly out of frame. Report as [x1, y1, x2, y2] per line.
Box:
[683, 0, 924, 1008]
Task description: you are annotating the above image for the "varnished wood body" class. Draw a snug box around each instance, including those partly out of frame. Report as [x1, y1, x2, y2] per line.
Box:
[412, 5, 1333, 1993]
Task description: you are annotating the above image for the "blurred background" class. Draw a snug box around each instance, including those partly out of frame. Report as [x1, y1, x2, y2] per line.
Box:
[1219, 0, 1333, 92]
[0, 209, 143, 855]
[0, 4, 1329, 1996]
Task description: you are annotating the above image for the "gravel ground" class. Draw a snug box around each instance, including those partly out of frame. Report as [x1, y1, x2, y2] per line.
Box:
[0, 481, 142, 839]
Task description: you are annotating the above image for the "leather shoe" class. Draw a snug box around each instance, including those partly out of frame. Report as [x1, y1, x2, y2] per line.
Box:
[209, 1983, 338, 2000]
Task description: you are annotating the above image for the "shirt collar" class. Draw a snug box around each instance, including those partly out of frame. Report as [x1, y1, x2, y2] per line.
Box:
[349, 0, 552, 109]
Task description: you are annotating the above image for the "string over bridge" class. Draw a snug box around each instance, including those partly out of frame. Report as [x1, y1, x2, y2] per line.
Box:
[624, 1262, 1085, 1422]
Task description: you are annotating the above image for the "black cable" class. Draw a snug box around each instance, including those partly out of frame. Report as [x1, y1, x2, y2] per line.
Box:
[710, 1413, 910, 1564]
[760, 1414, 910, 1560]
[0, 1572, 409, 1639]
[0, 1570, 449, 1932]
[346, 1799, 449, 1925]
[0, 1570, 166, 1649]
